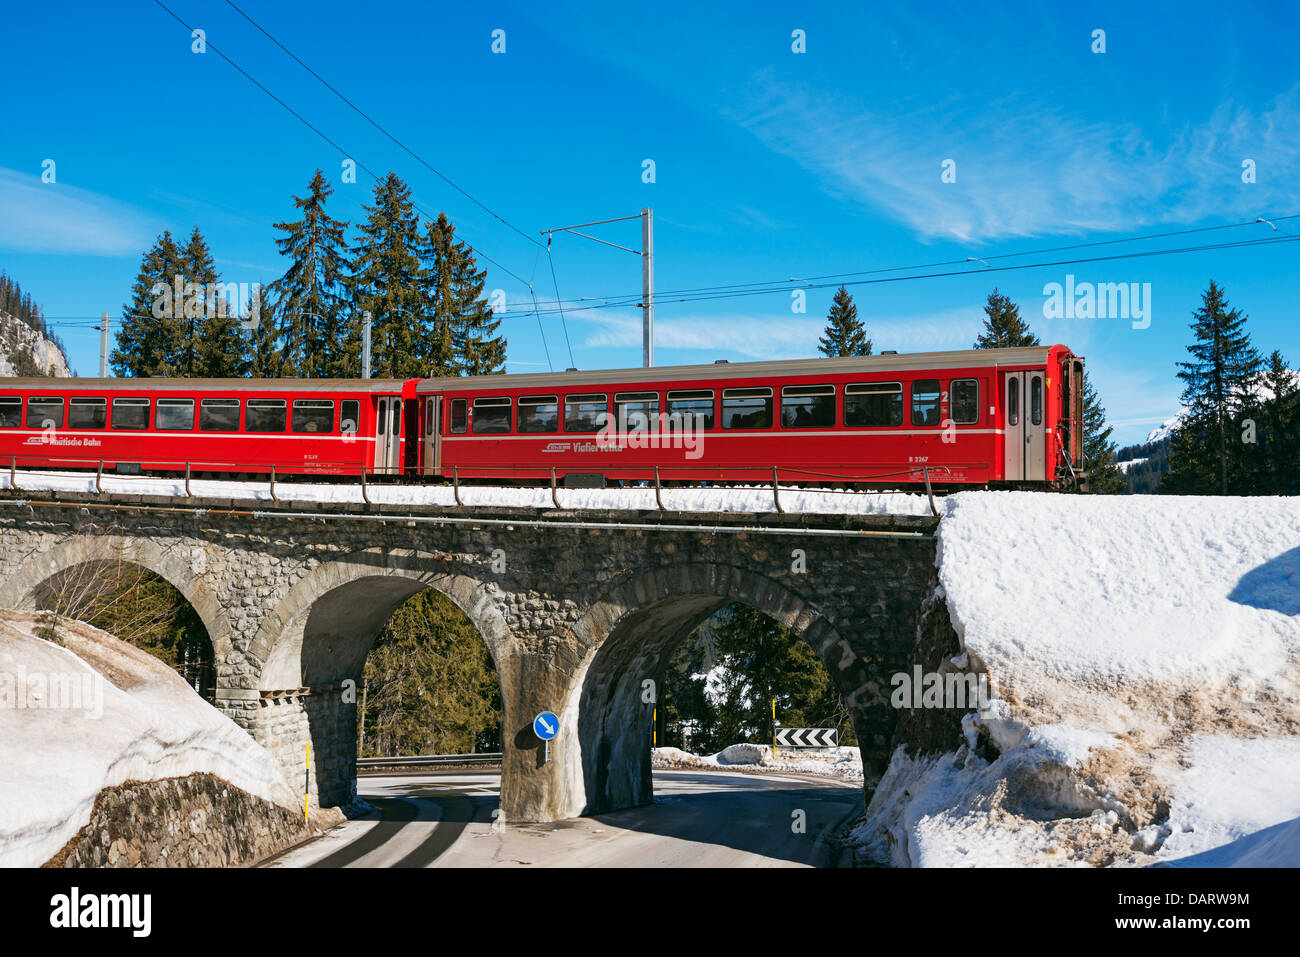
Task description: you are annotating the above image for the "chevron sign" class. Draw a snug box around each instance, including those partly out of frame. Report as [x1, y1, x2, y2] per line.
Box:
[774, 727, 838, 748]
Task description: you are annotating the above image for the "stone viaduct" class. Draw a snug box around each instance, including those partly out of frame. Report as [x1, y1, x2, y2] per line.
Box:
[0, 488, 938, 821]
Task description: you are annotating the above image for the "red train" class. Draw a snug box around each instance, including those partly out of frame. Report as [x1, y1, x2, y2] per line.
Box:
[0, 345, 1086, 489]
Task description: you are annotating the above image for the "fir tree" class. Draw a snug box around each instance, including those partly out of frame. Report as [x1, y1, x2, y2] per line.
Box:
[973, 288, 1039, 349]
[244, 283, 285, 379]
[1164, 281, 1262, 494]
[422, 213, 506, 376]
[270, 170, 351, 377]
[817, 286, 871, 357]
[112, 230, 186, 377]
[1252, 350, 1298, 494]
[348, 173, 427, 378]
[1081, 373, 1125, 493]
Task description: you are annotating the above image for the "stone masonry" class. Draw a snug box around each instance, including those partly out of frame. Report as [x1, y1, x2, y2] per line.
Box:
[0, 488, 937, 821]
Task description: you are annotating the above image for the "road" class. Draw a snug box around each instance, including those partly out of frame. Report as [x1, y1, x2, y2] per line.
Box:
[264, 769, 863, 868]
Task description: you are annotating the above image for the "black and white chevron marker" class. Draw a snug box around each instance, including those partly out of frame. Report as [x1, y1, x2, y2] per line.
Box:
[774, 727, 838, 748]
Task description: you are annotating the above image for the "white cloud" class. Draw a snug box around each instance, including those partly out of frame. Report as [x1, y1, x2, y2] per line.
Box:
[0, 167, 159, 256]
[730, 77, 1300, 243]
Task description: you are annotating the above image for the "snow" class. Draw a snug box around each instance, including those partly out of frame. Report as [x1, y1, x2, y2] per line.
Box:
[854, 491, 1300, 868]
[0, 469, 935, 516]
[1117, 456, 1147, 473]
[653, 744, 863, 780]
[0, 611, 299, 867]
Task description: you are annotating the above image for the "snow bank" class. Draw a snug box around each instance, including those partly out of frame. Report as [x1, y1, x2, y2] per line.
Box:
[0, 611, 299, 867]
[653, 744, 863, 780]
[855, 491, 1300, 867]
[0, 469, 934, 516]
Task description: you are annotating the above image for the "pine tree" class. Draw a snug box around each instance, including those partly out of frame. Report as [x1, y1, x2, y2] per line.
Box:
[244, 283, 285, 379]
[348, 173, 427, 379]
[1164, 280, 1262, 494]
[973, 288, 1039, 349]
[1253, 350, 1298, 494]
[1081, 373, 1125, 493]
[422, 213, 506, 376]
[270, 170, 351, 377]
[817, 286, 871, 357]
[112, 231, 186, 377]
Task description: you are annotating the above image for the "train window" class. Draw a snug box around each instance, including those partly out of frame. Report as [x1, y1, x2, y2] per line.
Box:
[68, 397, 107, 429]
[1007, 378, 1019, 426]
[722, 387, 773, 429]
[781, 384, 835, 428]
[156, 398, 196, 431]
[341, 400, 360, 436]
[911, 380, 941, 427]
[564, 394, 608, 433]
[26, 396, 64, 429]
[111, 397, 149, 430]
[844, 382, 903, 427]
[950, 379, 980, 425]
[200, 398, 240, 431]
[0, 397, 20, 428]
[292, 399, 335, 434]
[666, 390, 714, 431]
[614, 391, 660, 431]
[1031, 376, 1043, 426]
[472, 397, 512, 434]
[449, 397, 468, 434]
[246, 398, 287, 432]
[425, 400, 434, 434]
[517, 395, 559, 433]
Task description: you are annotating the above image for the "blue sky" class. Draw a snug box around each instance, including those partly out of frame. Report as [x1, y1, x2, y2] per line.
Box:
[2, 0, 1297, 444]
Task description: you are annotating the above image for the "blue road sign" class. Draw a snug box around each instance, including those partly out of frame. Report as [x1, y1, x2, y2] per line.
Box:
[533, 711, 559, 740]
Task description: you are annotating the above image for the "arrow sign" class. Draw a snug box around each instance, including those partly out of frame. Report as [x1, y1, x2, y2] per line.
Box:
[533, 711, 559, 741]
[774, 727, 838, 748]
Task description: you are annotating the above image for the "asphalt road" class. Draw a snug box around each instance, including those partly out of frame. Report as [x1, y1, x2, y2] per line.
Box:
[264, 769, 863, 868]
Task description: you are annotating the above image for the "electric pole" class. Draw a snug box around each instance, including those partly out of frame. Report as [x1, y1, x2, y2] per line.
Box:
[361, 311, 372, 379]
[641, 208, 653, 367]
[97, 312, 109, 377]
[541, 209, 655, 368]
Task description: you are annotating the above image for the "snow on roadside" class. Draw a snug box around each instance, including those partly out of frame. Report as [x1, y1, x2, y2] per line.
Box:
[653, 743, 863, 781]
[0, 611, 300, 867]
[0, 469, 934, 516]
[854, 491, 1300, 867]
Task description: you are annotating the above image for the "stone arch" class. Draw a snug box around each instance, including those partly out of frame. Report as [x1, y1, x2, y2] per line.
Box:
[558, 562, 888, 817]
[0, 533, 234, 665]
[247, 547, 513, 808]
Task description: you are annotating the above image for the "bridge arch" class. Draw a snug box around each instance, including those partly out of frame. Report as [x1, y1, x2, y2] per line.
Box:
[558, 561, 889, 817]
[0, 533, 233, 665]
[248, 547, 512, 807]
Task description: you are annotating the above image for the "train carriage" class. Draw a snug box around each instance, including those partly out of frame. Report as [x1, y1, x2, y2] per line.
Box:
[0, 378, 415, 478]
[415, 345, 1085, 489]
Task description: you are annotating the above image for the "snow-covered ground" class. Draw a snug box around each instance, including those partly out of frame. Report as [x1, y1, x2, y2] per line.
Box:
[0, 611, 299, 867]
[653, 743, 863, 781]
[854, 491, 1300, 867]
[0, 468, 935, 515]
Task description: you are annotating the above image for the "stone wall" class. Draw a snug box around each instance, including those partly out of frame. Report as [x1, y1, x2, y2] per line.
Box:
[0, 490, 939, 821]
[42, 773, 331, 868]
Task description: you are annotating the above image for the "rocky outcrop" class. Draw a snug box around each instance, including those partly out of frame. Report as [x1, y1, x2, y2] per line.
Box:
[0, 310, 72, 377]
[43, 773, 340, 868]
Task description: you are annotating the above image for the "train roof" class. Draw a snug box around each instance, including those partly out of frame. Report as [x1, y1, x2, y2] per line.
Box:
[417, 345, 1070, 393]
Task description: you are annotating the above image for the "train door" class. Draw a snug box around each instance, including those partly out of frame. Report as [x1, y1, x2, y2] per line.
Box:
[374, 396, 402, 474]
[421, 396, 440, 476]
[1004, 373, 1024, 480]
[1002, 371, 1046, 481]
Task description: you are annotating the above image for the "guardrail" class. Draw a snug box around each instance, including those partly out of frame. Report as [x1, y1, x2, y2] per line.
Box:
[356, 752, 503, 768]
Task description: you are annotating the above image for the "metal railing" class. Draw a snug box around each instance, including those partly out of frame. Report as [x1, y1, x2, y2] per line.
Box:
[356, 752, 502, 768]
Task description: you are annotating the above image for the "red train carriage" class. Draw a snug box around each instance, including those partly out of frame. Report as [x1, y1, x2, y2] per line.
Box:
[415, 345, 1086, 489]
[0, 378, 415, 478]
[0, 345, 1084, 489]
